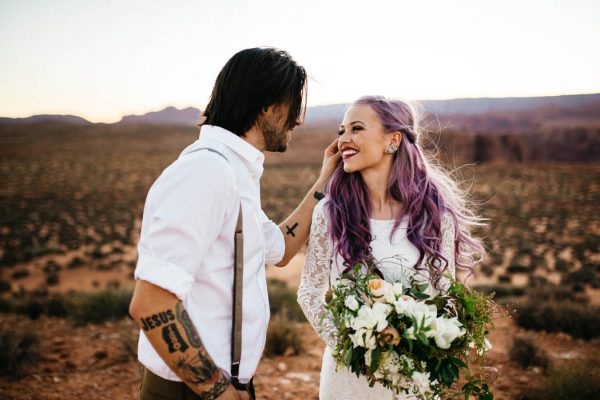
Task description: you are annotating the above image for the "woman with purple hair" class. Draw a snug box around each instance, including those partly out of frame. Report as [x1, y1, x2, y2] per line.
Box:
[297, 96, 487, 399]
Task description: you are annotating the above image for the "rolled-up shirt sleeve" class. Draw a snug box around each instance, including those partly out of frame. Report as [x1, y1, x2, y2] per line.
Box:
[134, 155, 236, 301]
[260, 210, 285, 266]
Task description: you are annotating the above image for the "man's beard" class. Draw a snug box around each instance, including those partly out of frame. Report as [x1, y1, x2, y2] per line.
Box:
[261, 117, 289, 153]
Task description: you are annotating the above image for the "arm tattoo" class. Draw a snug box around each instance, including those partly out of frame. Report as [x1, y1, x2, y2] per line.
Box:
[162, 323, 189, 353]
[198, 375, 230, 400]
[285, 222, 299, 237]
[140, 309, 175, 331]
[176, 302, 202, 348]
[172, 350, 221, 385]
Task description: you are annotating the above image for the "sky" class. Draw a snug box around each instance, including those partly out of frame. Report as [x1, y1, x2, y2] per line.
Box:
[1, 0, 599, 123]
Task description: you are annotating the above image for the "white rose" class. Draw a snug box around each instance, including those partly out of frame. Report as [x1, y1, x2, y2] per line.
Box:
[352, 303, 392, 333]
[407, 302, 437, 329]
[350, 327, 374, 349]
[426, 316, 466, 349]
[411, 371, 432, 394]
[393, 295, 416, 315]
[344, 295, 359, 311]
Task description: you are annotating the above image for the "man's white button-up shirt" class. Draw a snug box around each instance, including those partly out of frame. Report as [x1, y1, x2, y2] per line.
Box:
[134, 124, 285, 383]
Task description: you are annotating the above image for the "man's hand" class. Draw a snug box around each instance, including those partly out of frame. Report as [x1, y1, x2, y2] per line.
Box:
[318, 138, 342, 184]
[217, 386, 250, 400]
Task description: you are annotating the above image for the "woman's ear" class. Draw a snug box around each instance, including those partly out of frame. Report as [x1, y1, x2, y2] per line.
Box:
[390, 131, 402, 147]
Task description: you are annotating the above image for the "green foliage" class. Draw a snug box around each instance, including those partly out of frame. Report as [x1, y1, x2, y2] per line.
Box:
[267, 278, 305, 322]
[509, 334, 550, 370]
[0, 328, 40, 377]
[264, 313, 304, 357]
[68, 288, 132, 326]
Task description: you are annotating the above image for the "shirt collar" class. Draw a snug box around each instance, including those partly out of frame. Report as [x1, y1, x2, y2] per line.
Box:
[197, 124, 265, 178]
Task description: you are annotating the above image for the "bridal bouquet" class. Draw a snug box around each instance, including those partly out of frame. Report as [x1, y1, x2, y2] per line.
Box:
[325, 263, 496, 400]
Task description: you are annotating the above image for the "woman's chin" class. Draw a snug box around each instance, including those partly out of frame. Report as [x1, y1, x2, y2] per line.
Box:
[342, 162, 358, 173]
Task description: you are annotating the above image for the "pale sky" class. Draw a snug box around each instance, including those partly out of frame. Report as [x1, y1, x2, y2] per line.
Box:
[1, 0, 599, 123]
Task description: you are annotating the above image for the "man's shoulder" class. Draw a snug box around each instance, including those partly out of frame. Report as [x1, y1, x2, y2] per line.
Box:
[155, 146, 238, 194]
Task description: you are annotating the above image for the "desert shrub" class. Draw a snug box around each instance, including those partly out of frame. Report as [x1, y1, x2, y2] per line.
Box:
[516, 356, 600, 400]
[509, 334, 550, 370]
[68, 288, 132, 325]
[0, 297, 15, 313]
[0, 329, 40, 377]
[42, 260, 61, 273]
[67, 256, 85, 269]
[11, 269, 29, 279]
[45, 295, 71, 317]
[264, 313, 304, 357]
[472, 284, 525, 299]
[506, 264, 531, 273]
[563, 263, 599, 290]
[267, 279, 305, 322]
[0, 279, 11, 293]
[515, 286, 599, 339]
[15, 298, 44, 320]
[46, 271, 60, 285]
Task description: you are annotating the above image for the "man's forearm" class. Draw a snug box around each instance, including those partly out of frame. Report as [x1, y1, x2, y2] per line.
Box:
[276, 178, 326, 266]
[131, 282, 233, 399]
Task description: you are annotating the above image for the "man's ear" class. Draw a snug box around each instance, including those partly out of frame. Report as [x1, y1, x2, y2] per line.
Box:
[261, 104, 276, 116]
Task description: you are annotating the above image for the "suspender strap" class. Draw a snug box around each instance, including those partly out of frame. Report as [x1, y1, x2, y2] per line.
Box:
[231, 203, 243, 385]
[184, 146, 246, 385]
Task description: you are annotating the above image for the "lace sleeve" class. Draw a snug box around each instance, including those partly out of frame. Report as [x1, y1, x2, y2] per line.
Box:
[297, 201, 337, 349]
[439, 212, 457, 292]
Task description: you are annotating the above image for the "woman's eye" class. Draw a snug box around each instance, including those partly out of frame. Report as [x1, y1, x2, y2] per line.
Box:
[352, 126, 363, 132]
[337, 130, 345, 136]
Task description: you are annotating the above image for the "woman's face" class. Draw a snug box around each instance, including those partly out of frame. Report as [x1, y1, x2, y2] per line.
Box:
[337, 103, 398, 174]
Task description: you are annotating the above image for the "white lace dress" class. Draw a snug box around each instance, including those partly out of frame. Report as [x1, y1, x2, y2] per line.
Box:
[297, 200, 456, 400]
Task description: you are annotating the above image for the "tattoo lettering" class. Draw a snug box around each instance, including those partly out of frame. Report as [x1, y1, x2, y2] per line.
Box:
[162, 323, 189, 353]
[140, 309, 175, 331]
[176, 302, 202, 348]
[285, 222, 299, 237]
[173, 350, 220, 385]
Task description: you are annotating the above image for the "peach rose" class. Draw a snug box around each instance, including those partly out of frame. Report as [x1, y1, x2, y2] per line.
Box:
[368, 279, 394, 303]
[379, 326, 401, 346]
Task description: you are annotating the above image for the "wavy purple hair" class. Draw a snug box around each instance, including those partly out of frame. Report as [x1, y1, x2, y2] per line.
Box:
[325, 96, 487, 288]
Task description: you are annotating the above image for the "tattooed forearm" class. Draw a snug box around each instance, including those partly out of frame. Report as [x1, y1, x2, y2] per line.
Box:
[140, 309, 175, 331]
[173, 350, 221, 385]
[285, 222, 299, 237]
[176, 302, 202, 348]
[198, 375, 230, 400]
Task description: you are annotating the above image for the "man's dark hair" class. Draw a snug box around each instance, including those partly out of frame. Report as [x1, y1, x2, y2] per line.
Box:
[201, 47, 307, 136]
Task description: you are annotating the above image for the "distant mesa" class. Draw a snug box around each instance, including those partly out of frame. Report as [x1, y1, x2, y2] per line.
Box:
[0, 114, 90, 125]
[118, 106, 202, 126]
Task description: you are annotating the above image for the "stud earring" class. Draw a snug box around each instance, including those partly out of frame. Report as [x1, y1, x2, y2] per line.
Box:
[385, 144, 399, 154]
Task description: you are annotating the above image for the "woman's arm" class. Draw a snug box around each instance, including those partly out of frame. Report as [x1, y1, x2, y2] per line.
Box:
[297, 201, 338, 348]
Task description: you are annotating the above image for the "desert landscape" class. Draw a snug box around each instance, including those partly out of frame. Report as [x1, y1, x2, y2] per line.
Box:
[0, 95, 599, 400]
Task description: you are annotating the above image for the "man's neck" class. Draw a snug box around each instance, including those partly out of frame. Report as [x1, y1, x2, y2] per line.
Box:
[241, 126, 265, 152]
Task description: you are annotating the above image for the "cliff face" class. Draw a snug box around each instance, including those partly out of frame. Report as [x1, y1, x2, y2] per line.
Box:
[430, 127, 599, 164]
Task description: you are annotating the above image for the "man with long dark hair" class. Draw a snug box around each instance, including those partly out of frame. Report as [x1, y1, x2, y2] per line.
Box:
[129, 48, 340, 399]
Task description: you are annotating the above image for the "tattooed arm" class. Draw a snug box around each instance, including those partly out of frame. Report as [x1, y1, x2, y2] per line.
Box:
[129, 280, 247, 400]
[275, 138, 341, 267]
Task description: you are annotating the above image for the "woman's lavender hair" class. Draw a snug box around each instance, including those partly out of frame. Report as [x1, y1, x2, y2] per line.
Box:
[325, 96, 487, 288]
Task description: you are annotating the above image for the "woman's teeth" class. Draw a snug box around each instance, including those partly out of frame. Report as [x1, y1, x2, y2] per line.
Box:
[342, 149, 358, 159]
